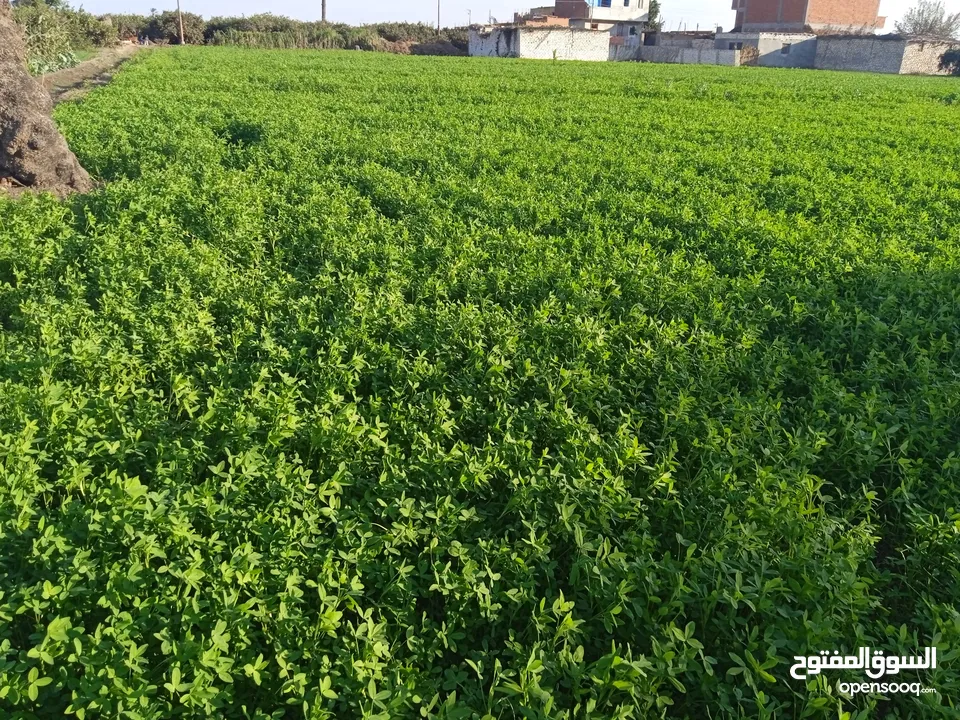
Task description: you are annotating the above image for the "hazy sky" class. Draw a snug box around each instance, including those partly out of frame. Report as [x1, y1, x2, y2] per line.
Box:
[79, 0, 960, 33]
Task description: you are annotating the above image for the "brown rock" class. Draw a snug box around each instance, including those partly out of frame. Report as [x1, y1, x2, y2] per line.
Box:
[0, 0, 93, 197]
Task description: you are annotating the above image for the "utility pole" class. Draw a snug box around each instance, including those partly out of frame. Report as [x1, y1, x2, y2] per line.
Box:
[176, 0, 185, 44]
[322, 0, 327, 22]
[437, 0, 441, 35]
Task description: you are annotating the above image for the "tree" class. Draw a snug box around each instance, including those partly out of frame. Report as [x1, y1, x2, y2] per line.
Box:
[12, 0, 71, 9]
[896, 0, 960, 39]
[646, 0, 662, 32]
[143, 9, 203, 43]
[0, 0, 92, 195]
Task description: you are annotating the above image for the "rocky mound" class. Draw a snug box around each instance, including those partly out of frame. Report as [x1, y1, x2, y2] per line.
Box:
[1, 0, 92, 197]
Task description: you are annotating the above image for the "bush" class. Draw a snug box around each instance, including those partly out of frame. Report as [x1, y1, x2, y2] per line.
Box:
[16, 3, 474, 53]
[205, 17, 468, 54]
[61, 8, 112, 47]
[14, 0, 113, 49]
[101, 13, 149, 41]
[204, 13, 300, 41]
[209, 28, 345, 50]
[439, 27, 468, 51]
[12, 2, 79, 73]
[372, 21, 438, 43]
[343, 26, 389, 51]
[143, 10, 205, 45]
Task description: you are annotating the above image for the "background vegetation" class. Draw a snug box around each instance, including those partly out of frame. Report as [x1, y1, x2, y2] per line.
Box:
[12, 1, 469, 72]
[11, 0, 112, 73]
[895, 0, 960, 39]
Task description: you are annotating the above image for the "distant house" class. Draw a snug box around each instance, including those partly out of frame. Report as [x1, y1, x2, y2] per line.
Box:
[715, 30, 819, 68]
[556, 0, 650, 38]
[471, 1, 651, 62]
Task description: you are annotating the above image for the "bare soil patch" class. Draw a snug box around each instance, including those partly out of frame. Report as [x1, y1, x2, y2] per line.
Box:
[40, 44, 141, 106]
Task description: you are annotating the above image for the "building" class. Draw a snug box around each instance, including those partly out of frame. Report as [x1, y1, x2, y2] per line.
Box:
[554, 0, 650, 38]
[513, 6, 571, 26]
[638, 34, 741, 65]
[732, 0, 885, 33]
[470, 1, 652, 63]
[716, 30, 818, 67]
[468, 25, 611, 61]
[468, 9, 958, 72]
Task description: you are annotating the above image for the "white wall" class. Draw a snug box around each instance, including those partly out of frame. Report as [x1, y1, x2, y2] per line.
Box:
[469, 26, 611, 61]
[639, 46, 741, 65]
[469, 27, 521, 57]
[520, 27, 611, 60]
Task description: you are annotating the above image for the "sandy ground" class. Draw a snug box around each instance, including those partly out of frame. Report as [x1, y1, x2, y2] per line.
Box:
[39, 44, 141, 105]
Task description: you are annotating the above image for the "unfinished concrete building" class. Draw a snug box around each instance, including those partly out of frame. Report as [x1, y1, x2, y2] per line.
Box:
[555, 0, 650, 38]
[732, 0, 886, 33]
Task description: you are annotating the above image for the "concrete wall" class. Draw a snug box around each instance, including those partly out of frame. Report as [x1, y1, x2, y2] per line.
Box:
[610, 44, 643, 61]
[639, 46, 741, 66]
[656, 32, 717, 49]
[469, 27, 520, 57]
[756, 32, 817, 67]
[469, 26, 611, 61]
[570, 19, 616, 31]
[814, 36, 906, 73]
[814, 36, 958, 74]
[609, 35, 642, 60]
[520, 27, 611, 60]
[716, 32, 817, 68]
[901, 40, 958, 75]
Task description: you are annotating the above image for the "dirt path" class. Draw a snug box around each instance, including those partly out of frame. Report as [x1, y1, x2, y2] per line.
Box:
[39, 44, 141, 105]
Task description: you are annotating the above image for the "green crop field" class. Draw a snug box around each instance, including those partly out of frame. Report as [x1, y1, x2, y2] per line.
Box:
[2, 47, 960, 718]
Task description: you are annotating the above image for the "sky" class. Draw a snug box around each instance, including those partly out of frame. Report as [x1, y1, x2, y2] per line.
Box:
[78, 0, 960, 33]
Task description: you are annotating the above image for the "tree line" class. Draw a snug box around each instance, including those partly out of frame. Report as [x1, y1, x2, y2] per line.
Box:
[12, 1, 469, 73]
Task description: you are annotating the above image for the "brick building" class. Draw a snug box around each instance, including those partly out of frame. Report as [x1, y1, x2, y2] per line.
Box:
[732, 0, 886, 32]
